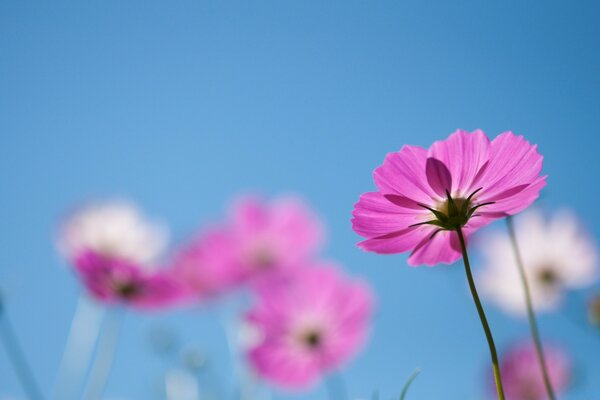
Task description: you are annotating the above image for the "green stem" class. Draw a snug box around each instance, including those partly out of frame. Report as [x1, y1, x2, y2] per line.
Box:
[0, 293, 44, 400]
[82, 308, 123, 400]
[399, 368, 421, 400]
[455, 227, 505, 400]
[506, 216, 557, 400]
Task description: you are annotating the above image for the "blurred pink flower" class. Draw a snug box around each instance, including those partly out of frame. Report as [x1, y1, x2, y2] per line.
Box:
[229, 196, 323, 281]
[352, 129, 545, 266]
[499, 342, 571, 400]
[74, 250, 181, 310]
[245, 264, 374, 390]
[169, 227, 242, 300]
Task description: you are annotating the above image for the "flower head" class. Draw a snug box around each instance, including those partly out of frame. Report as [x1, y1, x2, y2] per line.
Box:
[74, 250, 181, 310]
[480, 210, 598, 315]
[245, 264, 374, 390]
[499, 341, 571, 400]
[169, 227, 242, 300]
[229, 196, 323, 281]
[58, 200, 168, 265]
[352, 130, 545, 266]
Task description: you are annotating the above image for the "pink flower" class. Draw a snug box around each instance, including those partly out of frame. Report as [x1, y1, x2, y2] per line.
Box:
[245, 264, 374, 390]
[74, 250, 181, 310]
[352, 130, 546, 266]
[499, 342, 571, 400]
[228, 196, 323, 281]
[169, 227, 242, 300]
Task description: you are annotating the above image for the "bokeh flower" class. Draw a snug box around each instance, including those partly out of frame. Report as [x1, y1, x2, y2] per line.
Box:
[245, 264, 373, 390]
[58, 200, 168, 265]
[74, 250, 180, 309]
[227, 196, 323, 282]
[352, 129, 545, 266]
[57, 200, 180, 309]
[498, 341, 571, 400]
[480, 210, 598, 315]
[169, 227, 242, 300]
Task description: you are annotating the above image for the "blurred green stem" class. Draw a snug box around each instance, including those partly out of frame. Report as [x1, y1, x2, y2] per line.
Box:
[456, 227, 505, 400]
[506, 216, 557, 400]
[399, 368, 420, 400]
[53, 296, 104, 400]
[82, 308, 123, 400]
[0, 293, 44, 400]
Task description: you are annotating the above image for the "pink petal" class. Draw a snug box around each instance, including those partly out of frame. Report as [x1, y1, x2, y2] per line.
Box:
[479, 177, 547, 217]
[358, 227, 431, 254]
[476, 131, 544, 200]
[352, 191, 428, 238]
[373, 145, 440, 204]
[425, 158, 453, 197]
[428, 129, 491, 195]
[408, 230, 462, 266]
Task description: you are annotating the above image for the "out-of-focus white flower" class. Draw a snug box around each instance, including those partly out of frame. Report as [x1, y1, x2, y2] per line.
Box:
[57, 200, 168, 266]
[479, 210, 598, 315]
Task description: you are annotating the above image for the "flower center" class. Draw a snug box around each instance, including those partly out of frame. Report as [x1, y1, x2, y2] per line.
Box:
[251, 247, 277, 269]
[114, 280, 141, 298]
[436, 197, 471, 225]
[411, 188, 493, 234]
[536, 266, 560, 287]
[301, 330, 322, 350]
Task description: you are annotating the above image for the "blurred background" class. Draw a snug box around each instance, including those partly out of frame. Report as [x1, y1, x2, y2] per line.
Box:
[1, 1, 600, 399]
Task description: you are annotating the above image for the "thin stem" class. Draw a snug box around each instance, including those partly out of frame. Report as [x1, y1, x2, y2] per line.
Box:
[53, 296, 104, 400]
[0, 295, 44, 400]
[506, 216, 557, 400]
[455, 227, 505, 400]
[399, 368, 421, 400]
[82, 308, 124, 400]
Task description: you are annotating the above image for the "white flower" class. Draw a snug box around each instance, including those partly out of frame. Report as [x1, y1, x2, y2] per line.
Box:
[57, 200, 168, 266]
[479, 210, 598, 316]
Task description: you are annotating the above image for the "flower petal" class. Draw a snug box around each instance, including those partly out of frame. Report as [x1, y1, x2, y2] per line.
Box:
[428, 129, 491, 194]
[352, 191, 428, 238]
[425, 158, 453, 197]
[408, 230, 462, 266]
[373, 145, 439, 204]
[358, 226, 430, 254]
[476, 131, 544, 200]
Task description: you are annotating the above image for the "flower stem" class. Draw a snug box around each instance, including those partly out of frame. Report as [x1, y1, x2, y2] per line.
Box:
[0, 293, 44, 400]
[82, 308, 123, 400]
[455, 227, 505, 400]
[506, 216, 557, 400]
[399, 368, 421, 400]
[53, 296, 104, 400]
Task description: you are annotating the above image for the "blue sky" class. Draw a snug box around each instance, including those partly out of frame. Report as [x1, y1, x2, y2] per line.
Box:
[1, 1, 600, 398]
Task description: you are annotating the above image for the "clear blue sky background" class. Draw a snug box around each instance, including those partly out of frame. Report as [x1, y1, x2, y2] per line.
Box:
[1, 1, 600, 399]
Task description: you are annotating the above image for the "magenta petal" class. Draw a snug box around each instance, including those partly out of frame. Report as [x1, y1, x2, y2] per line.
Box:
[352, 191, 427, 238]
[358, 227, 430, 254]
[384, 194, 425, 210]
[479, 177, 547, 217]
[373, 145, 439, 203]
[425, 158, 453, 197]
[428, 129, 491, 194]
[407, 230, 462, 266]
[476, 131, 544, 200]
